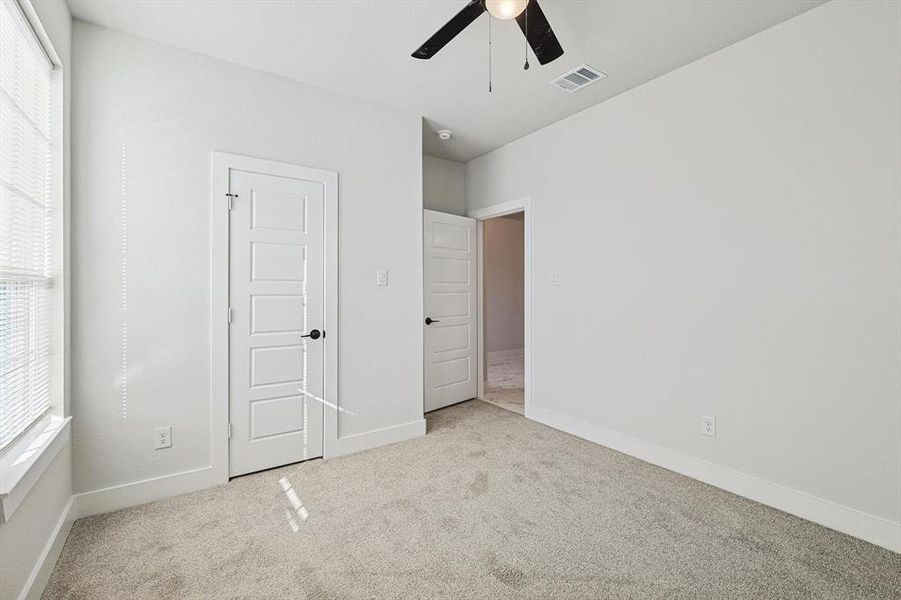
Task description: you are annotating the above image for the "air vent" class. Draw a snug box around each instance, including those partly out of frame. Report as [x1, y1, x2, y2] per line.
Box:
[551, 64, 607, 93]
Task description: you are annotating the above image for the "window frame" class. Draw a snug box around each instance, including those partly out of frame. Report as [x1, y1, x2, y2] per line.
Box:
[0, 0, 69, 523]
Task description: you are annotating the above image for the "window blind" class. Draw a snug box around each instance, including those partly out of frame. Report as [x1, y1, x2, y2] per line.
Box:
[0, 0, 54, 449]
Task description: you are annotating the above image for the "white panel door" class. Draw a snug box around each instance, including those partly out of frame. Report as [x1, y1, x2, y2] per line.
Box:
[424, 210, 477, 412]
[229, 169, 324, 476]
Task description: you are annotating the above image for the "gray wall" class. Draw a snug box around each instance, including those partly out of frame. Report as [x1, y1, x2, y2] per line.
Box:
[71, 22, 424, 493]
[484, 215, 524, 353]
[467, 1, 900, 526]
[423, 155, 465, 215]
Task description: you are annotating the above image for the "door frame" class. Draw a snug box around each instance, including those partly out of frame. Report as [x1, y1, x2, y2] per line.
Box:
[210, 151, 338, 481]
[468, 196, 532, 415]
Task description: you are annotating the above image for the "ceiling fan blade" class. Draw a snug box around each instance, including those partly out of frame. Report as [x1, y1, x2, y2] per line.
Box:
[412, 0, 486, 60]
[515, 0, 564, 65]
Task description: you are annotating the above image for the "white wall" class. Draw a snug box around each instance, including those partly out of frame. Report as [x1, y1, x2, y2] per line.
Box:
[484, 216, 524, 353]
[0, 2, 74, 599]
[467, 0, 900, 547]
[423, 155, 466, 215]
[0, 447, 72, 600]
[71, 22, 424, 496]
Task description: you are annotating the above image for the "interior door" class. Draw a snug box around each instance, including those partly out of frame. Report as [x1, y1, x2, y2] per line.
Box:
[229, 169, 324, 477]
[423, 210, 477, 412]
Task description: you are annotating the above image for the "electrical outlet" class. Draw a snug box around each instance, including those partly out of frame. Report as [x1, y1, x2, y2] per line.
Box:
[701, 415, 716, 438]
[154, 426, 172, 449]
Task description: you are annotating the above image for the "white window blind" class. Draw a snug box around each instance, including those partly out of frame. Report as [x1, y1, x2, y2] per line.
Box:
[0, 0, 54, 449]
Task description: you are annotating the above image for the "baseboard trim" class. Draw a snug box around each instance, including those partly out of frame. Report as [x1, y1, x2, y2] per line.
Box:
[75, 466, 223, 519]
[526, 405, 901, 553]
[20, 494, 75, 600]
[74, 419, 430, 519]
[327, 418, 426, 458]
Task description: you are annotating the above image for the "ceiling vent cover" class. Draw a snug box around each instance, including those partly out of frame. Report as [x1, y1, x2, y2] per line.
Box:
[551, 64, 607, 93]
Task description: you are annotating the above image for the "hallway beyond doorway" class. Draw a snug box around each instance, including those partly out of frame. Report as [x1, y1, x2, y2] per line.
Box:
[480, 349, 524, 415]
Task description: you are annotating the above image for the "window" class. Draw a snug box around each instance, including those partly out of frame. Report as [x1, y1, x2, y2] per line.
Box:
[0, 0, 56, 449]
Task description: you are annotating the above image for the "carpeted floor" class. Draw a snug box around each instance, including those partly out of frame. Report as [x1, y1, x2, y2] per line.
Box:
[45, 401, 900, 599]
[480, 349, 525, 415]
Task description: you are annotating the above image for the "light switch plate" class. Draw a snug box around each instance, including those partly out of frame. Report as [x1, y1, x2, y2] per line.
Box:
[550, 273, 561, 286]
[376, 268, 388, 287]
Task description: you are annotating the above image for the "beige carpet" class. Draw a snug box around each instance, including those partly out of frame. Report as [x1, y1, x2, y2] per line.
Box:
[480, 349, 525, 415]
[45, 401, 900, 599]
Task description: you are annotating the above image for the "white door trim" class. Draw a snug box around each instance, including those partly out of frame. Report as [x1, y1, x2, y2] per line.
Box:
[211, 152, 338, 479]
[468, 197, 532, 416]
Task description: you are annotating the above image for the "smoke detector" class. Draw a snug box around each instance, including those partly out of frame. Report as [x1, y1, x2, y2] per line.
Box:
[436, 129, 453, 141]
[551, 64, 607, 93]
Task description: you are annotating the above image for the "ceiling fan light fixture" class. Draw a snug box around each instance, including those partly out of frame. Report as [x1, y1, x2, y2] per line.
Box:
[411, 0, 562, 66]
[484, 0, 529, 21]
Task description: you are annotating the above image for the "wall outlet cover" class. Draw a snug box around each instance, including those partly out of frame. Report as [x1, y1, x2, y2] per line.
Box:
[701, 415, 716, 438]
[154, 426, 172, 449]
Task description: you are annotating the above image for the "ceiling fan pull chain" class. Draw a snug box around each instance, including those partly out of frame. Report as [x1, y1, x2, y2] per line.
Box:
[524, 6, 530, 70]
[488, 14, 493, 93]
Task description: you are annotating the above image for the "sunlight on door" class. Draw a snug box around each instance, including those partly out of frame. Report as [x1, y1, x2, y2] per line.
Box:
[229, 170, 325, 476]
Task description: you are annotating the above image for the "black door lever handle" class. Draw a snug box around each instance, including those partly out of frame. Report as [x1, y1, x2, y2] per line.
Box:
[301, 329, 322, 339]
[425, 317, 440, 325]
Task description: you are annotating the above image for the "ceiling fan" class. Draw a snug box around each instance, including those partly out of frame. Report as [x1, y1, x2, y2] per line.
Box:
[412, 0, 564, 66]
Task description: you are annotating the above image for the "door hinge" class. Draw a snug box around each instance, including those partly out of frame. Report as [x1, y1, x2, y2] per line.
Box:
[227, 422, 232, 439]
[225, 192, 238, 210]
[227, 307, 233, 324]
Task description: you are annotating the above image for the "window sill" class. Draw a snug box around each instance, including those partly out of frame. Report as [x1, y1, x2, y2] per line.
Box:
[0, 414, 71, 522]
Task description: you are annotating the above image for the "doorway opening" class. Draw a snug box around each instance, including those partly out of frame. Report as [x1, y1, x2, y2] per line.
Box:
[479, 212, 525, 415]
[422, 197, 531, 418]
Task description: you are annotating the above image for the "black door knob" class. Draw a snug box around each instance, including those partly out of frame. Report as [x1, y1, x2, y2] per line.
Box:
[425, 317, 440, 325]
[302, 329, 322, 340]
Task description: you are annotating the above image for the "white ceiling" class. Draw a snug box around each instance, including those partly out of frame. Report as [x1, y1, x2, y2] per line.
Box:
[66, 0, 825, 162]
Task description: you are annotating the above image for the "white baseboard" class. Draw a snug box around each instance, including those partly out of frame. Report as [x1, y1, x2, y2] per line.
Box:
[20, 494, 75, 600]
[327, 418, 426, 458]
[74, 419, 428, 519]
[75, 466, 223, 519]
[526, 405, 901, 553]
